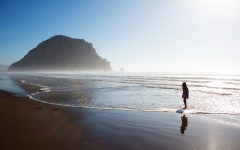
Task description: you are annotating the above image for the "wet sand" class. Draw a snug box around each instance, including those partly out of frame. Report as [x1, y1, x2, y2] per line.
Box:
[0, 90, 240, 150]
[0, 90, 112, 149]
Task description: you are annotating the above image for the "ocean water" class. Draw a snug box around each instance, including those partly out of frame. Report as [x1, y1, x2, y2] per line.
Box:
[0, 72, 240, 127]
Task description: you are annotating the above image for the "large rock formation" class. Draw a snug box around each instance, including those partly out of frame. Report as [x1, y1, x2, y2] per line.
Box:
[8, 35, 112, 71]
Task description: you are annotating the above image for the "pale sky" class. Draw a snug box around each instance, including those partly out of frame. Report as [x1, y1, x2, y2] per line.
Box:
[0, 0, 240, 72]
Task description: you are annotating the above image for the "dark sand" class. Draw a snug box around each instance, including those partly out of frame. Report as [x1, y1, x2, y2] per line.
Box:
[1, 90, 240, 150]
[0, 90, 112, 149]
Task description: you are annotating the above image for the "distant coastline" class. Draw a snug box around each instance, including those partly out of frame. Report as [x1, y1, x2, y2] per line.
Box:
[0, 65, 9, 71]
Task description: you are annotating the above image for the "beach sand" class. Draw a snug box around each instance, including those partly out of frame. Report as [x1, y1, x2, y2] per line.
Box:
[0, 90, 112, 150]
[0, 90, 240, 150]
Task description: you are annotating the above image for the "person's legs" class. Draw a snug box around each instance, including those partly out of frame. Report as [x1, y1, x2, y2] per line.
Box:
[183, 98, 187, 108]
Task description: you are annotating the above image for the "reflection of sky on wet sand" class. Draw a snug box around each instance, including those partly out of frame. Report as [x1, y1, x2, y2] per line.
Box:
[0, 74, 27, 96]
[81, 109, 240, 149]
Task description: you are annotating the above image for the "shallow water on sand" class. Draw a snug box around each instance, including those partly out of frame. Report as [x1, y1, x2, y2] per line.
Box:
[0, 72, 240, 127]
[74, 109, 240, 150]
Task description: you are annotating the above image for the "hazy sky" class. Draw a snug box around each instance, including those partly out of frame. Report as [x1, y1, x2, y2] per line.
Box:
[1, 0, 240, 72]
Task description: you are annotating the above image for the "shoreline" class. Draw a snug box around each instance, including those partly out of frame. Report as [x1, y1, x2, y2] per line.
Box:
[1, 89, 240, 149]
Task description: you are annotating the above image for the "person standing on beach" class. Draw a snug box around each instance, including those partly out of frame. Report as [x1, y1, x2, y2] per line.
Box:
[182, 82, 189, 109]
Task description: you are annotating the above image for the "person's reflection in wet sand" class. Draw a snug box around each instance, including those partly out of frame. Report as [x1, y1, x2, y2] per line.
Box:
[180, 114, 188, 134]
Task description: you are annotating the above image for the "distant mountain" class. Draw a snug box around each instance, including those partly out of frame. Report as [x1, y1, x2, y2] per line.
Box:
[0, 65, 9, 70]
[8, 35, 112, 71]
